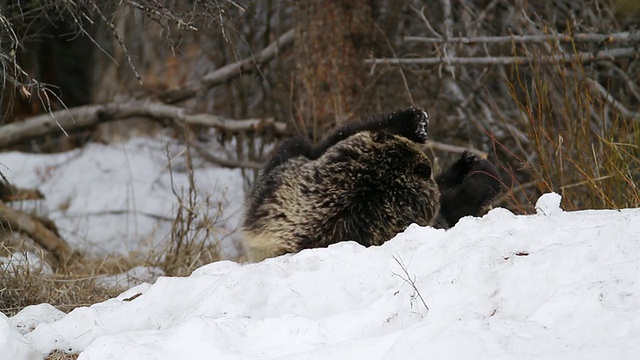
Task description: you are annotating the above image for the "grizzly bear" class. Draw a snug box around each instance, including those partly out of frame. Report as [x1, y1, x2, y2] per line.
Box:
[242, 107, 501, 262]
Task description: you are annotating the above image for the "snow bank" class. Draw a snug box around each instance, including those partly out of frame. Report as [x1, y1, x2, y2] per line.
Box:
[6, 194, 640, 359]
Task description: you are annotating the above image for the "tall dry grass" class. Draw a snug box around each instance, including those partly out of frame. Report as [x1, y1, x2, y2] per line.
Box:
[0, 245, 136, 316]
[161, 144, 226, 276]
[509, 42, 640, 210]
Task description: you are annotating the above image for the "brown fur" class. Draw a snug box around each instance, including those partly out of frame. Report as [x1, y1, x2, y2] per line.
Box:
[242, 130, 439, 262]
[241, 106, 502, 262]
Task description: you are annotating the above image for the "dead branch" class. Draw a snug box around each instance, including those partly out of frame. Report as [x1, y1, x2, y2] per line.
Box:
[410, 6, 441, 38]
[90, 2, 142, 83]
[97, 101, 289, 134]
[366, 47, 638, 66]
[171, 119, 264, 169]
[122, 0, 198, 31]
[405, 31, 640, 44]
[0, 200, 72, 267]
[159, 29, 295, 104]
[585, 78, 640, 121]
[0, 101, 289, 149]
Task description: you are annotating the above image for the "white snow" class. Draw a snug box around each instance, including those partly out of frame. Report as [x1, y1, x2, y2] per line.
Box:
[2, 138, 640, 359]
[1, 135, 246, 257]
[2, 194, 639, 359]
[10, 304, 66, 336]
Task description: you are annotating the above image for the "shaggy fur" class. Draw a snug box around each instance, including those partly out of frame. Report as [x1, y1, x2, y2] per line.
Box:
[434, 150, 502, 229]
[242, 106, 501, 262]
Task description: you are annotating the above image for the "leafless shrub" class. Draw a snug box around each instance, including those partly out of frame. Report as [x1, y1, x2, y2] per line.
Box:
[161, 143, 226, 277]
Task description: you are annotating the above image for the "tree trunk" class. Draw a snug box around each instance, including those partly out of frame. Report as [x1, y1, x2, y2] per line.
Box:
[294, 0, 374, 141]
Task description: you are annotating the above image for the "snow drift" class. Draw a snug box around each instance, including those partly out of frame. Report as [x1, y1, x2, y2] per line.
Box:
[3, 193, 640, 359]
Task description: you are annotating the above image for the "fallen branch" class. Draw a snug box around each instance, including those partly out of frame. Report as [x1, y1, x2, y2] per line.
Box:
[159, 29, 295, 104]
[366, 47, 638, 66]
[0, 105, 101, 149]
[0, 101, 289, 149]
[97, 101, 289, 134]
[405, 30, 640, 45]
[0, 200, 72, 267]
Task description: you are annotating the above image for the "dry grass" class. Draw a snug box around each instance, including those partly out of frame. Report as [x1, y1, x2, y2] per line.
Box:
[0, 249, 131, 316]
[1, 218, 224, 317]
[45, 350, 79, 360]
[509, 41, 640, 211]
[160, 143, 226, 276]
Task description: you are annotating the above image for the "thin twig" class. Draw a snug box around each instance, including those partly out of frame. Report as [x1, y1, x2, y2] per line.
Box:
[405, 30, 640, 44]
[125, 0, 198, 30]
[90, 3, 142, 84]
[373, 23, 414, 104]
[392, 254, 429, 316]
[409, 6, 441, 38]
[440, 0, 456, 79]
[585, 78, 640, 121]
[604, 63, 640, 103]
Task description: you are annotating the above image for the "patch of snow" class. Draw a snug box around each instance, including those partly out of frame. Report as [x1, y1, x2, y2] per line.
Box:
[96, 266, 166, 288]
[1, 135, 246, 258]
[535, 192, 563, 216]
[10, 304, 66, 336]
